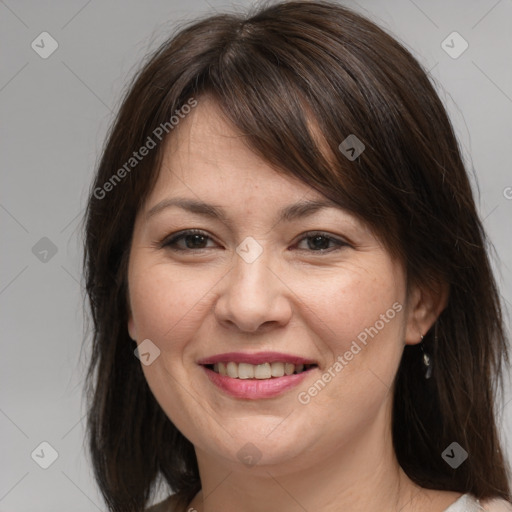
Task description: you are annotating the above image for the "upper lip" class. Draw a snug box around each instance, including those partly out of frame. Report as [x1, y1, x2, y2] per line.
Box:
[197, 351, 317, 366]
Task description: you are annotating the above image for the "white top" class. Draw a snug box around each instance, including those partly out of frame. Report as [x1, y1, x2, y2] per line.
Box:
[445, 494, 484, 511]
[445, 493, 512, 512]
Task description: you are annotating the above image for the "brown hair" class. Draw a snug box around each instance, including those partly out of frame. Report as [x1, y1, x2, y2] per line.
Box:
[82, 1, 511, 510]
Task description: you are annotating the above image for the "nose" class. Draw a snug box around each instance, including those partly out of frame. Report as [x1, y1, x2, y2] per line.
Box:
[213, 248, 293, 334]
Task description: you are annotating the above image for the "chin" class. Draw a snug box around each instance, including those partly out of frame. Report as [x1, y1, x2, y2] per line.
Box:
[195, 417, 325, 473]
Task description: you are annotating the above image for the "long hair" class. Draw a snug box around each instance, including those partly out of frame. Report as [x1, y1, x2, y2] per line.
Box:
[82, 1, 511, 510]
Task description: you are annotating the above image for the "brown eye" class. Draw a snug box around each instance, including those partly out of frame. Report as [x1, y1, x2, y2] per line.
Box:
[295, 232, 348, 253]
[181, 234, 208, 249]
[161, 230, 216, 251]
[307, 235, 331, 250]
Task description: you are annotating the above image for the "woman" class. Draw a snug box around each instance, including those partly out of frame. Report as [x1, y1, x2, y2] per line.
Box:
[82, 1, 512, 511]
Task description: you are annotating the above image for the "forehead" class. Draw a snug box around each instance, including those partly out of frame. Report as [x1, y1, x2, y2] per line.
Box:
[146, 98, 326, 206]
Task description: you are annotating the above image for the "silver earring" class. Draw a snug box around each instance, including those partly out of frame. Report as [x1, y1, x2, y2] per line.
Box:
[420, 334, 433, 380]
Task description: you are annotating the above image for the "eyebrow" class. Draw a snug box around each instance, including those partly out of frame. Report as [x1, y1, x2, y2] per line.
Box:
[145, 197, 344, 225]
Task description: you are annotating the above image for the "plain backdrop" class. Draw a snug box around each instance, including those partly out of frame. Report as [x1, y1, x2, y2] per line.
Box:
[1, 0, 511, 510]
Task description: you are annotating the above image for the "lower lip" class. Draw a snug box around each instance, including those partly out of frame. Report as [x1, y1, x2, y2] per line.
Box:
[202, 366, 313, 399]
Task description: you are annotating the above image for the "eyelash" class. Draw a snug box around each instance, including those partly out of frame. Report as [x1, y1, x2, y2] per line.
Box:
[159, 229, 349, 254]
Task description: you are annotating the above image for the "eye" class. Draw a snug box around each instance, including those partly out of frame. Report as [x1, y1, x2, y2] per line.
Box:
[159, 229, 349, 254]
[294, 231, 348, 253]
[160, 229, 218, 251]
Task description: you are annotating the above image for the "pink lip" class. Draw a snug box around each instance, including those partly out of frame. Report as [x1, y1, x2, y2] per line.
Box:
[202, 366, 314, 399]
[197, 351, 316, 365]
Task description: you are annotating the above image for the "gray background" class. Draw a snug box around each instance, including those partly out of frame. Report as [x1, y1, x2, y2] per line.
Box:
[1, 0, 511, 510]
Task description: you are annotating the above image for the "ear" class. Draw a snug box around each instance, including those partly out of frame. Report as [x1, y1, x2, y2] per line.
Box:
[126, 294, 137, 341]
[127, 313, 137, 341]
[126, 278, 137, 341]
[404, 279, 449, 345]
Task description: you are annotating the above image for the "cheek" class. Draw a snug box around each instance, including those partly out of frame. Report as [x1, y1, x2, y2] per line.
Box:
[289, 272, 405, 441]
[128, 261, 217, 435]
[290, 260, 407, 416]
[128, 260, 222, 348]
[291, 261, 405, 355]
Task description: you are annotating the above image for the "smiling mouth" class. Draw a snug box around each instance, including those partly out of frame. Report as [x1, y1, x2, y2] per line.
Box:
[204, 362, 318, 379]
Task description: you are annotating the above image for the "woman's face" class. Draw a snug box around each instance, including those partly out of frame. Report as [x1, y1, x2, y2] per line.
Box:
[127, 98, 428, 475]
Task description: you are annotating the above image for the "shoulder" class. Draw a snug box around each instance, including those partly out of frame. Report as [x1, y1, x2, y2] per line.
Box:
[480, 497, 512, 512]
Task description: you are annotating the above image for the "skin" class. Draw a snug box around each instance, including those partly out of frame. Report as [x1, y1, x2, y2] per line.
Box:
[127, 97, 461, 512]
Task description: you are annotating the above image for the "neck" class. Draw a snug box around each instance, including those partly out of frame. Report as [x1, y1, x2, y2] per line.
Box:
[189, 407, 423, 512]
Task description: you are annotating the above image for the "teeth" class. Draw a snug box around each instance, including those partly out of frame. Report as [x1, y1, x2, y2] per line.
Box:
[238, 363, 254, 379]
[211, 361, 312, 379]
[226, 362, 238, 378]
[218, 362, 227, 376]
[254, 363, 272, 379]
[271, 362, 285, 377]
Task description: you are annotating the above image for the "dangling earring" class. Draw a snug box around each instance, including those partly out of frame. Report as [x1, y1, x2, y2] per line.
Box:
[420, 333, 433, 380]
